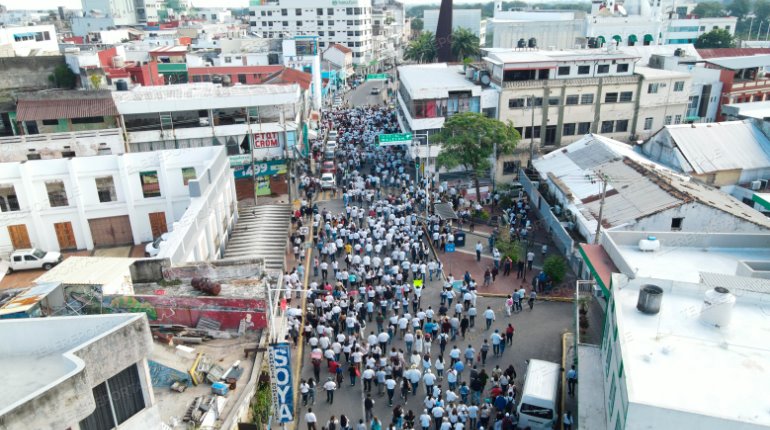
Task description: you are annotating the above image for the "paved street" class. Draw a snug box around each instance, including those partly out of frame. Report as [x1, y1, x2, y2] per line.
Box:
[345, 78, 391, 108]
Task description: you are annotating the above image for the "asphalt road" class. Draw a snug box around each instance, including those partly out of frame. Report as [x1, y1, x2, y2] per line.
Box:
[346, 79, 390, 108]
[295, 195, 574, 429]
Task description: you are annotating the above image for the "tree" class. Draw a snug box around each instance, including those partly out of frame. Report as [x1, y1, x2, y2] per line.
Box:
[451, 27, 481, 61]
[543, 255, 567, 284]
[435, 112, 520, 201]
[755, 0, 770, 22]
[729, 0, 751, 17]
[404, 32, 436, 63]
[48, 64, 77, 89]
[695, 28, 736, 48]
[692, 1, 726, 17]
[410, 17, 424, 32]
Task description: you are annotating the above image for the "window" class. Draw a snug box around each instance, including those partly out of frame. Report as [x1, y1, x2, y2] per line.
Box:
[608, 375, 617, 416]
[238, 74, 247, 84]
[597, 64, 610, 74]
[528, 97, 543, 107]
[502, 160, 520, 175]
[328, 8, 334, 14]
[282, 21, 288, 26]
[601, 121, 614, 133]
[578, 122, 591, 134]
[224, 56, 232, 63]
[605, 92, 618, 103]
[643, 117, 653, 130]
[578, 65, 590, 75]
[617, 63, 629, 72]
[664, 115, 672, 125]
[140, 171, 161, 198]
[317, 7, 322, 15]
[563, 123, 576, 136]
[27, 153, 41, 160]
[297, 20, 302, 26]
[0, 185, 20, 211]
[671, 217, 684, 230]
[566, 95, 579, 105]
[647, 83, 659, 94]
[674, 114, 682, 124]
[329, 31, 335, 36]
[281, 8, 287, 15]
[95, 176, 116, 203]
[508, 98, 526, 108]
[520, 403, 554, 421]
[346, 7, 353, 14]
[46, 180, 68, 207]
[71, 116, 104, 124]
[674, 81, 685, 92]
[615, 119, 628, 132]
[558, 66, 570, 76]
[42, 119, 58, 126]
[548, 97, 560, 106]
[295, 8, 302, 15]
[61, 150, 75, 158]
[619, 91, 633, 102]
[580, 93, 594, 104]
[79, 364, 146, 430]
[605, 339, 613, 376]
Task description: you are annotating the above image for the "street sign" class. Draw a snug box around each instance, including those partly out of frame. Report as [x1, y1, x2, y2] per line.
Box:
[378, 133, 413, 146]
[366, 73, 389, 80]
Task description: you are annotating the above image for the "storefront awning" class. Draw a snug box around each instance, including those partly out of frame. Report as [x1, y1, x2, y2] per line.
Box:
[612, 35, 622, 43]
[628, 34, 638, 43]
[644, 34, 654, 42]
[596, 36, 606, 45]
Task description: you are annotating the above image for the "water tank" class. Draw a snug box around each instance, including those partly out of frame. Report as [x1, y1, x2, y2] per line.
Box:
[528, 37, 537, 48]
[112, 55, 125, 68]
[700, 287, 736, 328]
[638, 235, 660, 252]
[636, 284, 663, 315]
[517, 38, 527, 48]
[673, 48, 683, 57]
[115, 80, 128, 91]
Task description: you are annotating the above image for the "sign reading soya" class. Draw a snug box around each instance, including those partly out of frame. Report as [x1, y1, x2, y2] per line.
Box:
[268, 342, 294, 423]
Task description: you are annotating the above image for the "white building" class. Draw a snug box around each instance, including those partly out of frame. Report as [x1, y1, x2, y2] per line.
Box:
[249, 0, 375, 68]
[489, 11, 586, 50]
[532, 134, 770, 243]
[0, 24, 58, 57]
[195, 8, 234, 23]
[423, 9, 482, 39]
[578, 229, 770, 429]
[71, 0, 157, 36]
[0, 313, 161, 430]
[0, 128, 124, 163]
[664, 16, 737, 44]
[0, 145, 236, 260]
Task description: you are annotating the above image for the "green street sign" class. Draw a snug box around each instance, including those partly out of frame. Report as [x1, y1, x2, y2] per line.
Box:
[378, 133, 413, 146]
[366, 73, 389, 81]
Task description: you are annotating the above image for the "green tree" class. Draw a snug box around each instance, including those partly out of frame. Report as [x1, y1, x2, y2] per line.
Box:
[543, 255, 567, 284]
[435, 112, 520, 201]
[48, 64, 77, 89]
[692, 1, 726, 17]
[729, 0, 751, 17]
[755, 0, 770, 22]
[404, 32, 436, 63]
[695, 28, 736, 48]
[451, 27, 481, 61]
[410, 17, 424, 32]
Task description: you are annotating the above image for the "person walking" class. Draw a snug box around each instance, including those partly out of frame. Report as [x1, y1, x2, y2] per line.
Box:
[365, 394, 376, 422]
[490, 330, 503, 357]
[563, 411, 574, 430]
[475, 241, 483, 262]
[484, 306, 495, 330]
[306, 408, 318, 430]
[529, 290, 537, 310]
[505, 323, 515, 346]
[526, 250, 535, 271]
[567, 365, 577, 396]
[324, 377, 337, 403]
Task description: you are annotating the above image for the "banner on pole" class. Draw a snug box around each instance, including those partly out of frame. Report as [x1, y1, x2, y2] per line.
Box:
[268, 342, 295, 423]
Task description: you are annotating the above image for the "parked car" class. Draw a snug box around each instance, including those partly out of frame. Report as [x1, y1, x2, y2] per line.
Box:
[327, 130, 338, 140]
[7, 248, 62, 273]
[320, 173, 336, 189]
[370, 87, 380, 95]
[321, 161, 336, 174]
[326, 140, 338, 151]
[145, 233, 170, 257]
[323, 149, 335, 161]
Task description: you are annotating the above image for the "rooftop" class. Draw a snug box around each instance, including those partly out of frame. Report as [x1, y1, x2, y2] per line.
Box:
[654, 120, 770, 174]
[16, 90, 118, 121]
[397, 63, 480, 100]
[722, 100, 770, 120]
[35, 256, 135, 292]
[612, 274, 770, 426]
[483, 48, 640, 66]
[696, 47, 770, 59]
[705, 54, 770, 70]
[634, 65, 692, 80]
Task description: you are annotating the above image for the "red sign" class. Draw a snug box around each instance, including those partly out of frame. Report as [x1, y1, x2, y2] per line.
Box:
[253, 132, 280, 149]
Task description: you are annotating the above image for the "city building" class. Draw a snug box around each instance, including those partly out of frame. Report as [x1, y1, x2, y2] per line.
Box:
[0, 24, 59, 57]
[72, 0, 156, 36]
[702, 54, 770, 119]
[578, 229, 770, 429]
[423, 9, 482, 39]
[323, 43, 354, 82]
[0, 145, 236, 258]
[489, 11, 586, 50]
[0, 313, 161, 429]
[249, 0, 375, 69]
[663, 16, 737, 44]
[532, 134, 770, 243]
[584, 0, 663, 49]
[14, 90, 120, 136]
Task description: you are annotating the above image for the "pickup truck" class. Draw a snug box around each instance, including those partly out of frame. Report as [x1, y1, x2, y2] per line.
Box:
[7, 248, 62, 273]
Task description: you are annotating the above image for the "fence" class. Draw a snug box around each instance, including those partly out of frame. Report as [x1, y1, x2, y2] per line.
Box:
[519, 168, 575, 256]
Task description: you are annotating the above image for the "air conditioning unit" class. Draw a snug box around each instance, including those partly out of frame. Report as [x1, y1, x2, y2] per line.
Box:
[759, 179, 769, 189]
[751, 180, 762, 190]
[592, 283, 604, 298]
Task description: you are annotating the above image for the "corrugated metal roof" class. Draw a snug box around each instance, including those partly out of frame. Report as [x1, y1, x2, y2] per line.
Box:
[662, 121, 770, 174]
[700, 271, 770, 294]
[697, 48, 770, 59]
[434, 202, 458, 220]
[16, 97, 119, 121]
[704, 54, 770, 70]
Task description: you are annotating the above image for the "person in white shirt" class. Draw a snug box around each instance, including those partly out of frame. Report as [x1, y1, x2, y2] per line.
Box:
[420, 410, 432, 430]
[305, 408, 318, 430]
[423, 369, 436, 395]
[484, 306, 496, 330]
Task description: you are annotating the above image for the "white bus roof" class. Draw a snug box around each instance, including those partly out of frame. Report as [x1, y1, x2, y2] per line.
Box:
[521, 359, 560, 402]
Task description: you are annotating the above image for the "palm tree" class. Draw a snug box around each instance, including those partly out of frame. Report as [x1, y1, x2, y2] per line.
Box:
[451, 27, 481, 61]
[404, 32, 437, 63]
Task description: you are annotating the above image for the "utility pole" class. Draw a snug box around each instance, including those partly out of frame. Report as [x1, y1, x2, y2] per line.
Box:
[593, 173, 609, 244]
[528, 94, 536, 167]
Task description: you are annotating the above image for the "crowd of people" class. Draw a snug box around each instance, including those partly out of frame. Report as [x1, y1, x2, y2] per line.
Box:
[285, 106, 550, 430]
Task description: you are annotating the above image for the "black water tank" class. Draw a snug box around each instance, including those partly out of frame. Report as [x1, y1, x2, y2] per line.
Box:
[528, 37, 537, 48]
[517, 38, 526, 48]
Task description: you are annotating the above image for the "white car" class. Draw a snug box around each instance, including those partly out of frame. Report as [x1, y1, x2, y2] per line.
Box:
[326, 140, 338, 151]
[145, 233, 169, 257]
[7, 248, 62, 272]
[320, 173, 336, 190]
[328, 130, 338, 140]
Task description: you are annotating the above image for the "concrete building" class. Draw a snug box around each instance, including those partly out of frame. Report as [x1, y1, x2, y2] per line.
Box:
[0, 145, 236, 259]
[72, 0, 155, 36]
[489, 11, 586, 50]
[0, 313, 160, 430]
[663, 16, 737, 44]
[249, 0, 375, 69]
[532, 134, 770, 243]
[423, 9, 482, 39]
[0, 24, 59, 57]
[323, 43, 354, 81]
[195, 8, 234, 23]
[577, 229, 770, 429]
[702, 54, 770, 119]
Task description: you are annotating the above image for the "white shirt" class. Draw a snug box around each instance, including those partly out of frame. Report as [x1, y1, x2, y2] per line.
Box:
[306, 412, 317, 423]
[484, 309, 495, 320]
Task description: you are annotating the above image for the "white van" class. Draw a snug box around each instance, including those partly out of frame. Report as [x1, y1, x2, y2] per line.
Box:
[517, 359, 560, 429]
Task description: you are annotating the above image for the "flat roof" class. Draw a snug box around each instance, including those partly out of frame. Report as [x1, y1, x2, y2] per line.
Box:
[705, 54, 770, 70]
[634, 65, 692, 80]
[35, 256, 135, 287]
[397, 63, 480, 100]
[722, 100, 770, 120]
[613, 275, 770, 426]
[484, 48, 640, 65]
[577, 345, 607, 430]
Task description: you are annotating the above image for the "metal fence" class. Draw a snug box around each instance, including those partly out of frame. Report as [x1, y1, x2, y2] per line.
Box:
[519, 168, 575, 256]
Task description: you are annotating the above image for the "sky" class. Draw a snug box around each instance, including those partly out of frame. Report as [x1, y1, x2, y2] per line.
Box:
[2, 0, 504, 10]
